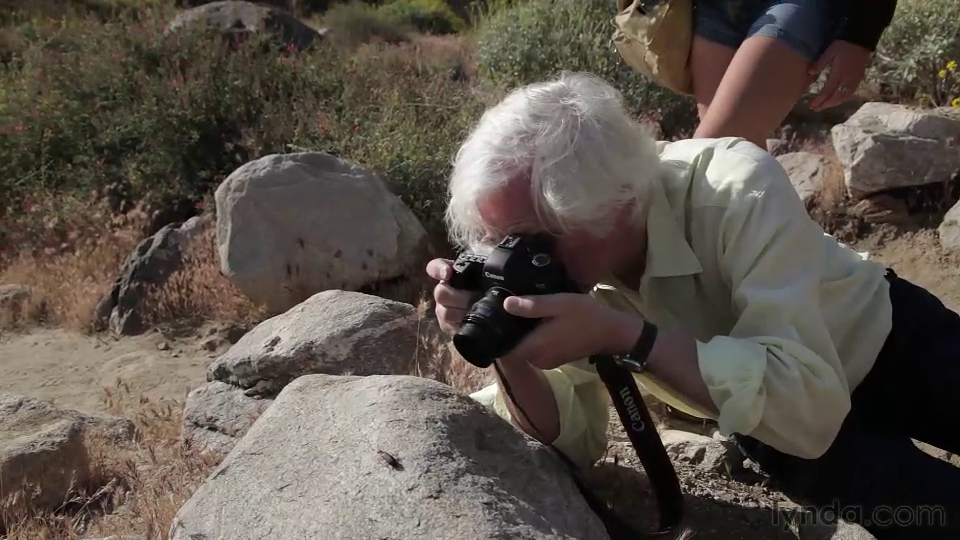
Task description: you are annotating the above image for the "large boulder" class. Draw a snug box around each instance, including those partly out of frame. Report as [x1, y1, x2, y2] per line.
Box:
[170, 374, 609, 540]
[939, 200, 960, 254]
[776, 152, 831, 206]
[207, 289, 426, 394]
[166, 1, 325, 51]
[0, 395, 135, 515]
[181, 381, 271, 457]
[94, 214, 214, 336]
[215, 152, 429, 314]
[831, 103, 960, 198]
[184, 290, 435, 455]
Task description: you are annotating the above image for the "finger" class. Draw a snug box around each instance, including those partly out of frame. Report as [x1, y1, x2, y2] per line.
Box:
[820, 84, 854, 110]
[436, 304, 467, 333]
[502, 293, 581, 319]
[433, 282, 472, 310]
[809, 70, 842, 111]
[425, 258, 454, 281]
[500, 322, 552, 367]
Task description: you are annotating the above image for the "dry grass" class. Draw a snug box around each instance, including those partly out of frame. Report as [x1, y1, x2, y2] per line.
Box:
[411, 297, 493, 395]
[0, 196, 149, 332]
[138, 220, 269, 333]
[1, 382, 220, 540]
[0, 200, 268, 336]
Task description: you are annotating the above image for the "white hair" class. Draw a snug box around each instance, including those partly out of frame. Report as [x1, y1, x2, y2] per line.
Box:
[444, 71, 662, 251]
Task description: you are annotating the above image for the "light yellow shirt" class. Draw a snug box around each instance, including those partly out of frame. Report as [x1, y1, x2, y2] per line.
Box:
[469, 137, 893, 467]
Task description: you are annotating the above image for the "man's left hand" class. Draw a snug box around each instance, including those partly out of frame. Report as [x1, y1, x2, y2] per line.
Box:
[807, 40, 872, 112]
[499, 293, 643, 370]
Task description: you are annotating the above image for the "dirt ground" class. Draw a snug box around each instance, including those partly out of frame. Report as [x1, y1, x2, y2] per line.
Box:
[0, 322, 230, 415]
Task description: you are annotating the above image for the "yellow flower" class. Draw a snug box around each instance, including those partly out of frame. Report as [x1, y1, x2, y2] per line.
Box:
[948, 60, 958, 72]
[940, 69, 948, 79]
[953, 97, 960, 108]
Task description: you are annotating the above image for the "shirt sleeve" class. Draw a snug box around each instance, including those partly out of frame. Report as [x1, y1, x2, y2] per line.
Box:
[468, 361, 611, 468]
[697, 150, 854, 460]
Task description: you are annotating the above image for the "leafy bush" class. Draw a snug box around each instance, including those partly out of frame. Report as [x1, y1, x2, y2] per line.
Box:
[321, 0, 412, 48]
[474, 0, 697, 137]
[377, 0, 467, 35]
[868, 0, 960, 106]
[1, 8, 484, 256]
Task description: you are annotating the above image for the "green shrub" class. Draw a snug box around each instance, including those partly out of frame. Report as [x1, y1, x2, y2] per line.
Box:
[868, 0, 960, 106]
[377, 0, 467, 35]
[474, 0, 697, 137]
[321, 0, 412, 48]
[1, 7, 485, 254]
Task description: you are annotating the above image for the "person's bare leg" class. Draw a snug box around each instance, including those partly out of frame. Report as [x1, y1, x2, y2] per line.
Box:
[690, 36, 738, 122]
[693, 35, 815, 148]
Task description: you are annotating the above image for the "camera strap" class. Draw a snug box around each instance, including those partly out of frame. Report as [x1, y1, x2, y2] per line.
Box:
[591, 353, 684, 535]
[492, 356, 685, 539]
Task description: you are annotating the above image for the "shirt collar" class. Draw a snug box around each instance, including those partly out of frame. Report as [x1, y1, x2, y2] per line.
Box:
[641, 172, 703, 279]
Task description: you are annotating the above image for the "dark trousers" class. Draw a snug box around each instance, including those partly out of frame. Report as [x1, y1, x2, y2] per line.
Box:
[733, 269, 960, 539]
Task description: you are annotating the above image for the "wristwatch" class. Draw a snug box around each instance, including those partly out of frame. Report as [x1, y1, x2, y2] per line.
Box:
[615, 320, 658, 374]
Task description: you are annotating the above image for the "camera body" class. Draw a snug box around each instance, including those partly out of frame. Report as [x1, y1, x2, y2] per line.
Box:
[448, 233, 580, 368]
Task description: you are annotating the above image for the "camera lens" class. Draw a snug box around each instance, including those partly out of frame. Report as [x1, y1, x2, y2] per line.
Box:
[453, 287, 522, 368]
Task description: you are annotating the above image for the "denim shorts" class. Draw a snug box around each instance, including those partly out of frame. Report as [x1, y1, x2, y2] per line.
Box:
[692, 0, 847, 62]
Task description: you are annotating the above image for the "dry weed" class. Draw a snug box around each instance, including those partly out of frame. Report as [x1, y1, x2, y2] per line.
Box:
[411, 297, 493, 395]
[0, 197, 149, 332]
[1, 381, 219, 540]
[138, 222, 268, 332]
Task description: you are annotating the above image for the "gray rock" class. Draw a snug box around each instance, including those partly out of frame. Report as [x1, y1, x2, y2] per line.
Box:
[0, 284, 31, 320]
[661, 429, 733, 474]
[167, 1, 324, 52]
[214, 152, 429, 313]
[182, 381, 272, 456]
[776, 152, 831, 205]
[207, 290, 425, 396]
[169, 374, 609, 540]
[0, 395, 134, 514]
[767, 138, 789, 156]
[93, 214, 213, 336]
[831, 103, 960, 198]
[939, 200, 960, 254]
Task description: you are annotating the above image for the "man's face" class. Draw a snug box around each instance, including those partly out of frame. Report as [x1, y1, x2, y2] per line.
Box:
[475, 181, 625, 286]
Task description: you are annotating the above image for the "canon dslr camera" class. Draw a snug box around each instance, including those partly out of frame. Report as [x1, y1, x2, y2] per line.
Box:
[448, 233, 580, 368]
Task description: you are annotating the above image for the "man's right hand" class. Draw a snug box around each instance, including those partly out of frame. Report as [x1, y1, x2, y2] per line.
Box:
[426, 258, 473, 335]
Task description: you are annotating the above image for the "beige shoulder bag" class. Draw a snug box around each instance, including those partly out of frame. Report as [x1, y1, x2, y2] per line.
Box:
[611, 0, 695, 96]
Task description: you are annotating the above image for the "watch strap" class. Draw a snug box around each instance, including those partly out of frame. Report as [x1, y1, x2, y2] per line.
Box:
[618, 321, 658, 373]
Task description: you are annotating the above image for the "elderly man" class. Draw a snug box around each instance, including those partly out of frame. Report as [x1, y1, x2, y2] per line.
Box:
[425, 72, 960, 538]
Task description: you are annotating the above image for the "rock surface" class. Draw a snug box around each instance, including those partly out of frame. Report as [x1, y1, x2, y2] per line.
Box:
[939, 200, 960, 254]
[94, 214, 213, 336]
[181, 381, 272, 456]
[167, 1, 325, 51]
[170, 374, 609, 540]
[776, 152, 831, 205]
[831, 103, 960, 197]
[0, 395, 135, 513]
[185, 290, 434, 455]
[214, 152, 429, 313]
[207, 290, 426, 395]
